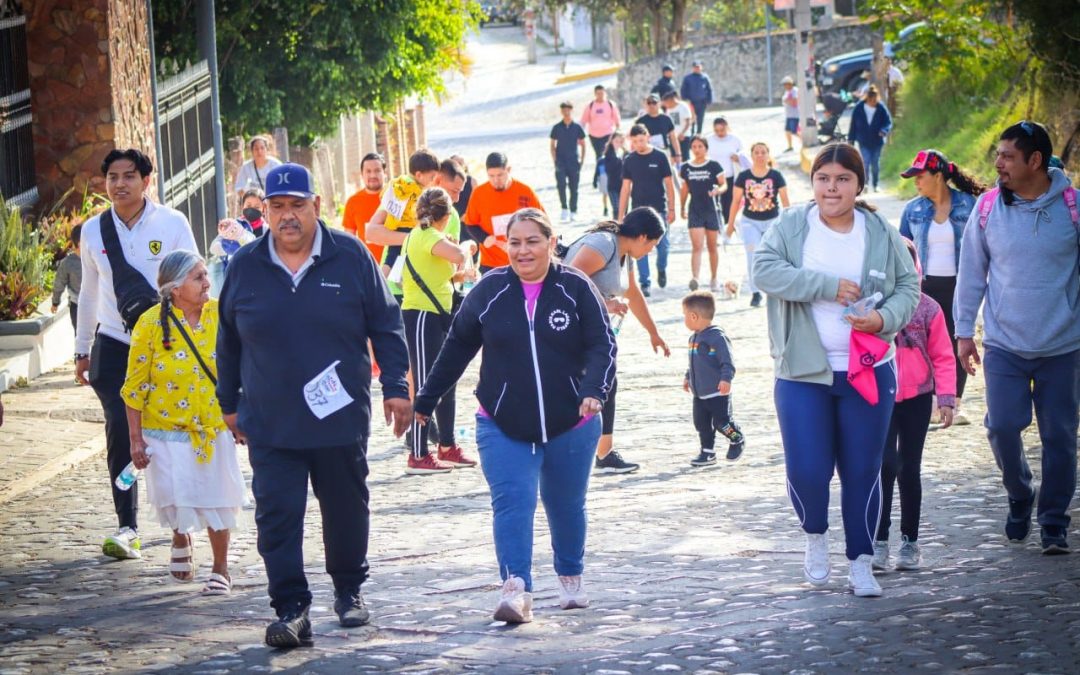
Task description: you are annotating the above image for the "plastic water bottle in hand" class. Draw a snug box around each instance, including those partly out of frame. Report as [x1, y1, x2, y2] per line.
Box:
[115, 462, 141, 491]
[611, 313, 626, 336]
[841, 291, 883, 323]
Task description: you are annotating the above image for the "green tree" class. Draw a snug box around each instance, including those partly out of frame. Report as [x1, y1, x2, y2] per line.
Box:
[153, 0, 483, 142]
[702, 0, 786, 36]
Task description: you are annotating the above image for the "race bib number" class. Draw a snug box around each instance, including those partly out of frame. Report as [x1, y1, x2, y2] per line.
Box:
[304, 360, 355, 420]
[649, 134, 665, 149]
[383, 193, 408, 220]
[491, 213, 514, 238]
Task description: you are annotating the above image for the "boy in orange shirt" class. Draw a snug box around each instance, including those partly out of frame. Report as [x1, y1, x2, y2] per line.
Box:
[463, 152, 545, 271]
[341, 152, 387, 262]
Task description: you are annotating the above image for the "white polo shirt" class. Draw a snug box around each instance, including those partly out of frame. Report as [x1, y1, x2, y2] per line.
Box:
[75, 198, 198, 353]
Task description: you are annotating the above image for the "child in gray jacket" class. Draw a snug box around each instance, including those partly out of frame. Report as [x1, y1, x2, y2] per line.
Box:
[682, 291, 744, 466]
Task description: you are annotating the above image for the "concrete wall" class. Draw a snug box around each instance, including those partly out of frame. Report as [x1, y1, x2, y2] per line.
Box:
[614, 22, 876, 112]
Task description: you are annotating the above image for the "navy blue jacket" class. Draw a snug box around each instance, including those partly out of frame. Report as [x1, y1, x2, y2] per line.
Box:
[414, 264, 616, 443]
[848, 101, 893, 151]
[216, 223, 410, 449]
[680, 72, 714, 104]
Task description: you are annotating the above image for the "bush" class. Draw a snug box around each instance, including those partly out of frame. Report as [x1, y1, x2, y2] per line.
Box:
[37, 189, 109, 265]
[0, 197, 54, 321]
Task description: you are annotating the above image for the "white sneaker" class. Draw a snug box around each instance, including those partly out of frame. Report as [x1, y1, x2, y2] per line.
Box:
[848, 554, 883, 597]
[895, 536, 921, 570]
[493, 576, 533, 623]
[570, 211, 578, 222]
[953, 410, 971, 426]
[102, 527, 142, 560]
[557, 575, 589, 609]
[803, 532, 831, 586]
[560, 209, 571, 223]
[871, 540, 889, 571]
[709, 279, 721, 293]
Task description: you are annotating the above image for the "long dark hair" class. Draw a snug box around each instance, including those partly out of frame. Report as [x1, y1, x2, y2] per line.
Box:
[587, 206, 667, 242]
[810, 142, 877, 213]
[415, 187, 452, 230]
[924, 151, 988, 196]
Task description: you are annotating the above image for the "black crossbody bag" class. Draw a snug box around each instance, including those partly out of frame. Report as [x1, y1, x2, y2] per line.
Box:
[405, 256, 450, 316]
[167, 313, 217, 385]
[98, 209, 160, 332]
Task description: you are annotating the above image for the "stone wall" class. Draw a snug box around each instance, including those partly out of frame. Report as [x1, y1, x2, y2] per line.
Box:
[106, 0, 155, 166]
[614, 22, 876, 113]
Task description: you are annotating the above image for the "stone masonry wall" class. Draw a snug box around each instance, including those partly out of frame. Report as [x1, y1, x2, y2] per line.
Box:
[615, 22, 876, 113]
[106, 0, 156, 176]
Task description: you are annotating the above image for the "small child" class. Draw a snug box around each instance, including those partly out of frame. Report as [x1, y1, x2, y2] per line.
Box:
[51, 224, 82, 331]
[682, 291, 745, 466]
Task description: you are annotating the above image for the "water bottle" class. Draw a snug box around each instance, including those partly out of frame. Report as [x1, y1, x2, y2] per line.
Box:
[462, 278, 475, 294]
[841, 291, 883, 323]
[611, 313, 626, 336]
[455, 425, 471, 445]
[115, 462, 141, 491]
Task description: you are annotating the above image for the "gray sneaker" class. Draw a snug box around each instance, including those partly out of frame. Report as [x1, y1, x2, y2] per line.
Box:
[871, 540, 889, 571]
[895, 536, 921, 570]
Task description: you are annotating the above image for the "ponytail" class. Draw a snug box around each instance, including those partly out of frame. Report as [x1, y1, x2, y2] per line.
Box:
[946, 162, 989, 196]
[160, 295, 173, 351]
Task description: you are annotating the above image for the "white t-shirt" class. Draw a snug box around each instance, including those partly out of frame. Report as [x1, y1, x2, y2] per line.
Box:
[705, 133, 744, 177]
[234, 156, 283, 193]
[75, 199, 198, 353]
[803, 206, 867, 372]
[667, 102, 693, 136]
[863, 104, 878, 125]
[925, 219, 957, 276]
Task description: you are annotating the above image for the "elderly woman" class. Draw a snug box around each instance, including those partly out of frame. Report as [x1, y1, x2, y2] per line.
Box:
[414, 208, 616, 623]
[122, 250, 246, 595]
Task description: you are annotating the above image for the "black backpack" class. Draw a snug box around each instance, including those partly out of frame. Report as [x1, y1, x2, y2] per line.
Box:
[98, 209, 160, 332]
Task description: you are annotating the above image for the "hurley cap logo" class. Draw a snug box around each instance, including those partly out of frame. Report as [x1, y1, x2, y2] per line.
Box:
[264, 163, 316, 199]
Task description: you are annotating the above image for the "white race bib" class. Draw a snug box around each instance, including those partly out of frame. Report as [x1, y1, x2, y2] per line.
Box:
[304, 360, 355, 420]
[384, 193, 408, 220]
[491, 213, 514, 238]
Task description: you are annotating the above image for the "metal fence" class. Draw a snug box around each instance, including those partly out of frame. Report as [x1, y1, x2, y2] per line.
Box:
[0, 10, 37, 208]
[156, 61, 217, 253]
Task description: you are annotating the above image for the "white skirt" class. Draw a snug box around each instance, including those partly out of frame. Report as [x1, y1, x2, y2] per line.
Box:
[143, 430, 247, 533]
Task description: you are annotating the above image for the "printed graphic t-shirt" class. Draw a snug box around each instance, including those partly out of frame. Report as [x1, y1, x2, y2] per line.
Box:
[679, 160, 724, 213]
[734, 168, 787, 221]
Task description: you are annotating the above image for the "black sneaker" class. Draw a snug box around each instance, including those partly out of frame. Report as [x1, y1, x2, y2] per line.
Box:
[726, 441, 745, 462]
[595, 450, 640, 474]
[689, 450, 716, 467]
[750, 292, 762, 307]
[658, 269, 667, 288]
[641, 286, 651, 298]
[1041, 526, 1070, 555]
[1005, 491, 1036, 542]
[265, 605, 313, 649]
[334, 589, 371, 627]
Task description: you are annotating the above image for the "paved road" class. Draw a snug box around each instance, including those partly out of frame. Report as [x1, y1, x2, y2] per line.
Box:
[1, 25, 1078, 674]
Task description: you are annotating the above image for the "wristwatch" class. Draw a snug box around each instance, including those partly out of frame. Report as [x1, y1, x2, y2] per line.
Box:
[74, 353, 89, 362]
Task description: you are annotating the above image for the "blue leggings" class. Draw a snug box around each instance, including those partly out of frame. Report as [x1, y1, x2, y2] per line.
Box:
[775, 365, 896, 560]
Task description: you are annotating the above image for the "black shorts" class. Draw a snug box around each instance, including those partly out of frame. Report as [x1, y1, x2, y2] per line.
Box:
[687, 205, 720, 231]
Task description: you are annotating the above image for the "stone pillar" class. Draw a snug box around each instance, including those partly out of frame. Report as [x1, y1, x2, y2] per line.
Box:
[25, 0, 157, 208]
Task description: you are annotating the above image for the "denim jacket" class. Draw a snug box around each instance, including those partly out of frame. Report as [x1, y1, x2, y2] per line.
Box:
[898, 189, 976, 277]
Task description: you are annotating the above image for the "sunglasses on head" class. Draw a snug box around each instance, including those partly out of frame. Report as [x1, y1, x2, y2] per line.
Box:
[1019, 121, 1036, 136]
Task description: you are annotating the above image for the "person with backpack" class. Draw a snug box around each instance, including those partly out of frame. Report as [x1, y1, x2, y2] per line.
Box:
[563, 208, 671, 475]
[75, 148, 198, 561]
[954, 121, 1080, 555]
[581, 85, 621, 191]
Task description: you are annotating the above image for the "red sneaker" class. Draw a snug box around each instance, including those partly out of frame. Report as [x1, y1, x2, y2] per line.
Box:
[405, 453, 454, 475]
[437, 444, 478, 468]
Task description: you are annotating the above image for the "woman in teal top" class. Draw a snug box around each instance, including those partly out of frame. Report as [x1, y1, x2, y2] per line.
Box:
[402, 187, 478, 474]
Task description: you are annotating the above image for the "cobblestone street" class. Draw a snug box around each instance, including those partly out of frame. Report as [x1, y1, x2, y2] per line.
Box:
[1, 26, 1078, 674]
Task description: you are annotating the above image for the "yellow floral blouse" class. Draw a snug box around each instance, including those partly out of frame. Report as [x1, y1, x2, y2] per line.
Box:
[121, 299, 225, 463]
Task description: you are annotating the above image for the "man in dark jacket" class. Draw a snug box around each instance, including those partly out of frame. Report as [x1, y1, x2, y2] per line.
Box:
[680, 61, 713, 135]
[650, 64, 677, 99]
[217, 163, 411, 649]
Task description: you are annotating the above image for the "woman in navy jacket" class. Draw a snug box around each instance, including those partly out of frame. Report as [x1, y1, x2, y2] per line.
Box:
[414, 208, 616, 624]
[848, 85, 893, 192]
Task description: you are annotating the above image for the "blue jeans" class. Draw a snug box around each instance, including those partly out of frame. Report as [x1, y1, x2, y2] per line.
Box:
[475, 414, 602, 591]
[774, 365, 897, 560]
[636, 218, 669, 289]
[983, 346, 1078, 528]
[859, 144, 882, 189]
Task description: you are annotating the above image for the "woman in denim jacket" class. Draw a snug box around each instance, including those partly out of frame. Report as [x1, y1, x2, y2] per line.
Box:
[898, 150, 987, 424]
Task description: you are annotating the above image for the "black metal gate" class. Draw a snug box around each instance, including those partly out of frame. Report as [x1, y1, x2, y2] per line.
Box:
[0, 5, 37, 209]
[156, 61, 217, 253]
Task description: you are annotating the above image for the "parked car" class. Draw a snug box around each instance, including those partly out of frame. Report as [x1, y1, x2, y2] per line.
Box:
[818, 22, 925, 95]
[480, 3, 521, 26]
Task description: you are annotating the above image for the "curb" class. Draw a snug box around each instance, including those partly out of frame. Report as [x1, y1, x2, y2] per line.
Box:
[554, 64, 622, 85]
[0, 432, 106, 504]
[800, 146, 816, 174]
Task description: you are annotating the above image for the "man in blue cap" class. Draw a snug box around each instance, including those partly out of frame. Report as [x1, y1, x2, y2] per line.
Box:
[650, 64, 677, 99]
[216, 162, 412, 648]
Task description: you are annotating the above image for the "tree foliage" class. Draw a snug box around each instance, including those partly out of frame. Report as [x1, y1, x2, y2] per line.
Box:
[701, 0, 786, 37]
[153, 0, 483, 142]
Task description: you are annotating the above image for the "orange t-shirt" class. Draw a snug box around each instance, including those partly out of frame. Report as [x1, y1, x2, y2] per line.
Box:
[463, 180, 544, 268]
[341, 189, 384, 262]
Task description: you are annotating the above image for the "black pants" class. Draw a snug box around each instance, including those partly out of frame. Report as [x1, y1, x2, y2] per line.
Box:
[249, 442, 370, 614]
[555, 161, 581, 212]
[68, 302, 78, 331]
[690, 101, 708, 135]
[404, 309, 456, 458]
[589, 134, 611, 188]
[601, 376, 618, 436]
[692, 395, 742, 450]
[877, 393, 933, 542]
[921, 275, 967, 399]
[719, 178, 734, 226]
[88, 333, 137, 530]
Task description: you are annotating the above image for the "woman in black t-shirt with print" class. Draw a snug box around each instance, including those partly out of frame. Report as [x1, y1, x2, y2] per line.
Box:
[727, 142, 790, 307]
[678, 135, 727, 292]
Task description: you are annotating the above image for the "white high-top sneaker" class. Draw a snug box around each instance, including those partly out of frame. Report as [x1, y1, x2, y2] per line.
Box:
[848, 554, 883, 597]
[804, 532, 831, 586]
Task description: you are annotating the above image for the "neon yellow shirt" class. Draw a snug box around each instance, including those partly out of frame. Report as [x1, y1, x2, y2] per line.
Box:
[402, 226, 455, 313]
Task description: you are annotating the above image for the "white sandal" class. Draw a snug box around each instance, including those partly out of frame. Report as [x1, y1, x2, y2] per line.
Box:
[201, 572, 232, 596]
[169, 539, 195, 583]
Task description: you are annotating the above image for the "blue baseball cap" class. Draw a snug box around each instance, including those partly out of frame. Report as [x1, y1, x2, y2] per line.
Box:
[264, 163, 316, 199]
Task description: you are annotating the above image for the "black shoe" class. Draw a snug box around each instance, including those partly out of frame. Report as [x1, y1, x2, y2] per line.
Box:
[1041, 526, 1070, 555]
[334, 590, 371, 627]
[265, 605, 313, 649]
[726, 441, 745, 462]
[595, 450, 640, 474]
[750, 292, 762, 307]
[641, 286, 651, 298]
[689, 450, 716, 467]
[658, 269, 667, 288]
[1005, 491, 1036, 542]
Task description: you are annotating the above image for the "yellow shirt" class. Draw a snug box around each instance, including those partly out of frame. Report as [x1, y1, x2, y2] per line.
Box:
[121, 299, 226, 463]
